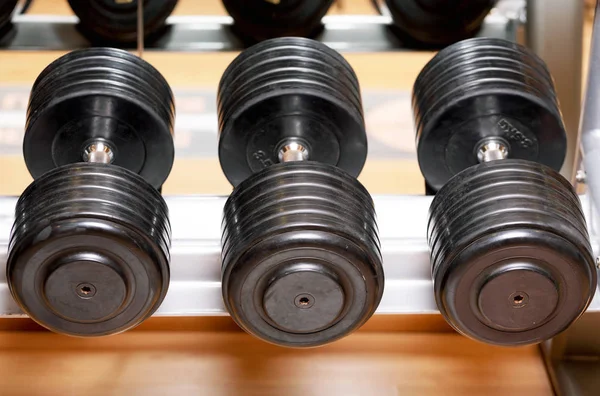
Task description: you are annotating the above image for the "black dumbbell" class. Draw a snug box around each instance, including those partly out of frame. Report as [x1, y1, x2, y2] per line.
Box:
[382, 0, 497, 47]
[217, 37, 384, 347]
[7, 48, 175, 336]
[68, 0, 178, 45]
[413, 37, 596, 346]
[222, 0, 334, 44]
[0, 0, 18, 43]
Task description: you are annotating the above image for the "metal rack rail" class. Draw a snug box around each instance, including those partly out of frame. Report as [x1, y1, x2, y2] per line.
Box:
[542, 2, 600, 395]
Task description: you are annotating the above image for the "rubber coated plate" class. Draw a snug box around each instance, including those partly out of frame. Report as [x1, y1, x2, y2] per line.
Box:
[412, 38, 566, 191]
[68, 0, 178, 44]
[217, 37, 366, 187]
[223, 0, 335, 42]
[0, 0, 18, 42]
[222, 162, 383, 347]
[385, 0, 496, 46]
[23, 47, 175, 189]
[7, 163, 171, 336]
[429, 160, 596, 346]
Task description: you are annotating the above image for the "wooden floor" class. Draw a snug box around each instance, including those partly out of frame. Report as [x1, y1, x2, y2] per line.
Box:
[0, 331, 552, 396]
[0, 0, 590, 394]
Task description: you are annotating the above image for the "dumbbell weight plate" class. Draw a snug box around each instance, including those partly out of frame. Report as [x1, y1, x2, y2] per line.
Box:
[384, 0, 497, 47]
[413, 38, 566, 192]
[222, 0, 335, 43]
[218, 37, 366, 187]
[69, 0, 177, 45]
[414, 39, 555, 95]
[68, 0, 178, 44]
[23, 48, 175, 189]
[428, 160, 596, 345]
[0, 0, 18, 43]
[222, 162, 383, 347]
[7, 163, 171, 336]
[417, 90, 566, 191]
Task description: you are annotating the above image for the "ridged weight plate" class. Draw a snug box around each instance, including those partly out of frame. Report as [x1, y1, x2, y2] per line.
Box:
[23, 47, 175, 189]
[428, 160, 596, 346]
[217, 37, 366, 187]
[412, 38, 567, 192]
[385, 0, 497, 47]
[221, 162, 384, 347]
[223, 0, 334, 43]
[7, 163, 171, 336]
[68, 0, 178, 44]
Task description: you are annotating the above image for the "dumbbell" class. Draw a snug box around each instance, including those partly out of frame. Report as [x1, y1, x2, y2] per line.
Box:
[381, 0, 497, 47]
[222, 0, 334, 44]
[217, 37, 384, 347]
[413, 37, 596, 345]
[7, 48, 175, 336]
[0, 0, 18, 43]
[68, 0, 178, 44]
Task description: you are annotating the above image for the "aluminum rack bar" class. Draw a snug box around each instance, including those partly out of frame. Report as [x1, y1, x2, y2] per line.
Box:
[541, 1, 600, 395]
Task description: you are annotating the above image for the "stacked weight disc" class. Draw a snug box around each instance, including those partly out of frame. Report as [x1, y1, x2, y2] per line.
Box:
[428, 160, 595, 345]
[385, 0, 497, 47]
[222, 0, 334, 43]
[0, 0, 18, 42]
[218, 36, 366, 186]
[8, 164, 171, 336]
[8, 47, 175, 336]
[221, 162, 382, 347]
[25, 47, 175, 189]
[68, 0, 178, 44]
[413, 37, 566, 192]
[218, 37, 383, 347]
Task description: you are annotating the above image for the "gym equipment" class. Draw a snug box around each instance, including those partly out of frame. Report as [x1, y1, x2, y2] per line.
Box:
[222, 0, 335, 43]
[68, 0, 178, 44]
[7, 48, 175, 336]
[0, 0, 18, 43]
[413, 37, 596, 345]
[217, 37, 384, 347]
[383, 0, 497, 47]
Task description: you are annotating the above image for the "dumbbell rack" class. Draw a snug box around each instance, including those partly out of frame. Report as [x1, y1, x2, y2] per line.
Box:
[0, 0, 593, 394]
[4, 12, 517, 52]
[0, 0, 585, 183]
